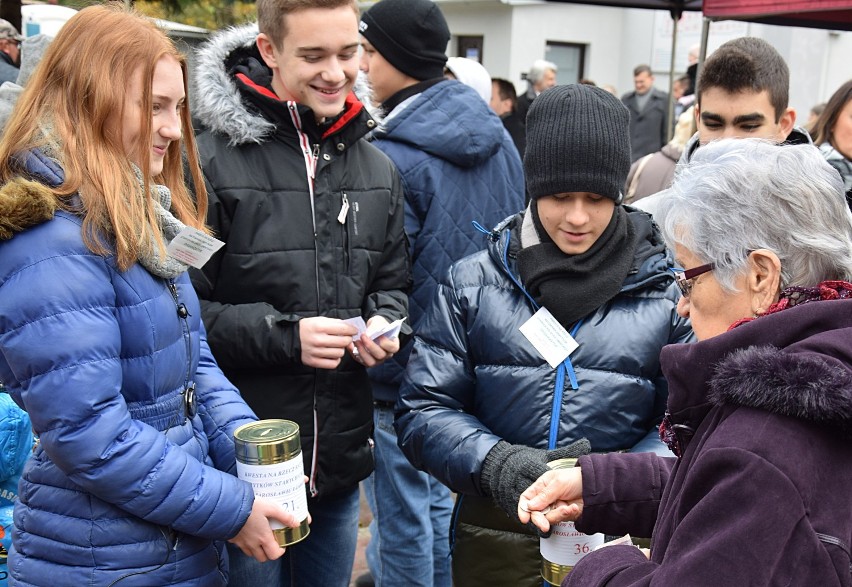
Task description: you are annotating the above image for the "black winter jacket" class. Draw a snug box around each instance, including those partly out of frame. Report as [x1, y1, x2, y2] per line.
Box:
[190, 24, 410, 498]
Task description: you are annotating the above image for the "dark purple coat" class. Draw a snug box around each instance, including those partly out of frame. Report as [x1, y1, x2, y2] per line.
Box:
[566, 298, 852, 586]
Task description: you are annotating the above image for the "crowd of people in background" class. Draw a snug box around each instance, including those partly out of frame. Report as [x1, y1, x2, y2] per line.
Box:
[0, 2, 851, 587]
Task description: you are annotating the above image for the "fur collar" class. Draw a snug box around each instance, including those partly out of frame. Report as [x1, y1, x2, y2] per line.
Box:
[192, 23, 380, 147]
[709, 344, 852, 438]
[0, 178, 57, 241]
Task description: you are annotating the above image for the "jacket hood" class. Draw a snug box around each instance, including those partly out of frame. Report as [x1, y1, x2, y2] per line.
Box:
[663, 298, 852, 441]
[0, 149, 64, 240]
[0, 178, 56, 240]
[709, 343, 852, 438]
[373, 80, 506, 168]
[192, 23, 376, 146]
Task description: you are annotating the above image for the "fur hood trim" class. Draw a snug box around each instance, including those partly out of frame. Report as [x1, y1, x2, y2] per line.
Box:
[0, 178, 57, 240]
[709, 345, 852, 438]
[193, 23, 273, 146]
[193, 23, 380, 147]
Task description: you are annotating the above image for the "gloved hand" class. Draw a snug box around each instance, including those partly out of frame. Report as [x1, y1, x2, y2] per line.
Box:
[481, 439, 591, 536]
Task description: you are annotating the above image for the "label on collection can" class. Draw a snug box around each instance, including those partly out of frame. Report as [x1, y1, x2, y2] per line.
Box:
[540, 520, 606, 566]
[236, 457, 309, 526]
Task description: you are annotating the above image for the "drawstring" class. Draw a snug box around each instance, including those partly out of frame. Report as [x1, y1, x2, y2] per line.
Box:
[471, 220, 500, 242]
[549, 321, 582, 450]
[486, 224, 584, 451]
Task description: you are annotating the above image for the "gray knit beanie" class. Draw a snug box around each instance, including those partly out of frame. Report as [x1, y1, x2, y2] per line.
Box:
[524, 84, 631, 203]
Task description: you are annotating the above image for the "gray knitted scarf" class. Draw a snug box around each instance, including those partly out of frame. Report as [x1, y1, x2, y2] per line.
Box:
[37, 130, 189, 278]
[132, 166, 190, 279]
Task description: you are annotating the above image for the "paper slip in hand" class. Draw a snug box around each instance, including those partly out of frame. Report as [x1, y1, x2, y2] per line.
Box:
[343, 317, 368, 341]
[343, 317, 406, 342]
[519, 307, 579, 369]
[366, 317, 405, 341]
[594, 534, 637, 551]
[166, 226, 225, 269]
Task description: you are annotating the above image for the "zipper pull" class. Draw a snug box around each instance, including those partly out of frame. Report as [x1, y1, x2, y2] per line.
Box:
[337, 192, 350, 224]
[310, 144, 320, 179]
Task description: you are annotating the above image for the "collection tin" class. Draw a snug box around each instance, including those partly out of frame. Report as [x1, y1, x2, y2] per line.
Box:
[540, 458, 605, 585]
[234, 419, 310, 547]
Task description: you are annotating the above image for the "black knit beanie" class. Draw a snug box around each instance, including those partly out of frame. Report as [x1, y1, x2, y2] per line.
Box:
[524, 84, 631, 203]
[359, 0, 450, 81]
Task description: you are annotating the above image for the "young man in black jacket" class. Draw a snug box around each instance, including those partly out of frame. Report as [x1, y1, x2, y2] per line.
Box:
[190, 0, 411, 585]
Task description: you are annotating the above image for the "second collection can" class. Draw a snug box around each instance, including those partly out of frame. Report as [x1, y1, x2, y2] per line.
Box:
[234, 419, 310, 546]
[540, 458, 605, 585]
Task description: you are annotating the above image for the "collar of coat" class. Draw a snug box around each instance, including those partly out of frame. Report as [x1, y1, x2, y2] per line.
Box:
[662, 299, 852, 441]
[192, 22, 377, 147]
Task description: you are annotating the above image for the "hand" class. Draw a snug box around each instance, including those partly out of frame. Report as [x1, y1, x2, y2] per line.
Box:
[347, 315, 400, 368]
[481, 439, 590, 534]
[299, 317, 358, 369]
[229, 497, 303, 562]
[517, 467, 584, 534]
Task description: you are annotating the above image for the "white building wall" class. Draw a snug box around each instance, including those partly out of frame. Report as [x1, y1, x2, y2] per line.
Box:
[437, 0, 625, 96]
[820, 30, 852, 107]
[374, 0, 851, 126]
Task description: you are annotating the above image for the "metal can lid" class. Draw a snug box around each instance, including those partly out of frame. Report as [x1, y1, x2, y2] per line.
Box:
[234, 419, 301, 464]
[547, 458, 578, 470]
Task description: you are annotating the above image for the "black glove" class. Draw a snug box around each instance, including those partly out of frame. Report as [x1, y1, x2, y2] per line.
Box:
[481, 439, 591, 536]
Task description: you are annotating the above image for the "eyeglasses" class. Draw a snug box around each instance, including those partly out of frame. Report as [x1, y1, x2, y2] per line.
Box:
[672, 262, 715, 297]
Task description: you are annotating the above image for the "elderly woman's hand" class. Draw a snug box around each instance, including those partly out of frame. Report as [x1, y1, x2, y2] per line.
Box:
[517, 467, 584, 534]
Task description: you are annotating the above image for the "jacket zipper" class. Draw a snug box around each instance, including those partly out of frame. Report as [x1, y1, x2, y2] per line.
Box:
[168, 280, 195, 424]
[287, 103, 327, 497]
[340, 192, 350, 272]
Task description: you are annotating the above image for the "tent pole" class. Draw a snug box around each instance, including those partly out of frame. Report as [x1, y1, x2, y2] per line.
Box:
[697, 17, 711, 93]
[666, 12, 679, 142]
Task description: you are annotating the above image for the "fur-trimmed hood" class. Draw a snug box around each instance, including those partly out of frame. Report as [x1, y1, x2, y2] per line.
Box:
[710, 344, 852, 437]
[0, 149, 64, 240]
[192, 23, 377, 147]
[663, 298, 852, 442]
[0, 178, 56, 240]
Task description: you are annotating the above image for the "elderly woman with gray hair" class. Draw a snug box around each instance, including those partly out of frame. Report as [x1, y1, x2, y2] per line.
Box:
[517, 138, 852, 586]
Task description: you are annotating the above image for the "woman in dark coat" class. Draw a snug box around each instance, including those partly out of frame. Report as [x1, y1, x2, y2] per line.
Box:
[519, 138, 852, 587]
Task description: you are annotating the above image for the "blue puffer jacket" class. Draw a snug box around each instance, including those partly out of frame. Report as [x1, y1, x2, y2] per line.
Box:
[0, 152, 257, 586]
[368, 80, 525, 401]
[396, 209, 694, 496]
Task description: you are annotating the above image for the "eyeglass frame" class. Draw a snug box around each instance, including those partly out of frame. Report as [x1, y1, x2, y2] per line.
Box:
[671, 262, 715, 298]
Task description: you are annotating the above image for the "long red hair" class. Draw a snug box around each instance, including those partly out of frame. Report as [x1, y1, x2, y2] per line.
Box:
[0, 4, 209, 271]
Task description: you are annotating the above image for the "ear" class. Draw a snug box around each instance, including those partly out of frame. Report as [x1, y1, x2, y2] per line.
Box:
[746, 249, 782, 315]
[693, 103, 701, 128]
[778, 107, 796, 141]
[256, 33, 278, 70]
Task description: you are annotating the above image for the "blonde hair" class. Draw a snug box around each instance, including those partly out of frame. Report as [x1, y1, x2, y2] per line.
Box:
[0, 4, 208, 271]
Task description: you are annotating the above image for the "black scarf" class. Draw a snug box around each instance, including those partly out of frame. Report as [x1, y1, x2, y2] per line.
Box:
[515, 202, 636, 328]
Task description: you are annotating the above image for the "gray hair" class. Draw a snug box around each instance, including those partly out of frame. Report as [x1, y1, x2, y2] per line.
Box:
[655, 139, 852, 293]
[528, 59, 557, 84]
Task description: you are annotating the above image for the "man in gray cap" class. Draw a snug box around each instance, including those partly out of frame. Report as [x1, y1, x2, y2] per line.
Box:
[0, 19, 22, 85]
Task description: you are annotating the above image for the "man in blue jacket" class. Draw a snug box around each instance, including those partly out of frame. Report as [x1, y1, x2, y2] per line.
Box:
[358, 0, 525, 584]
[395, 84, 694, 586]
